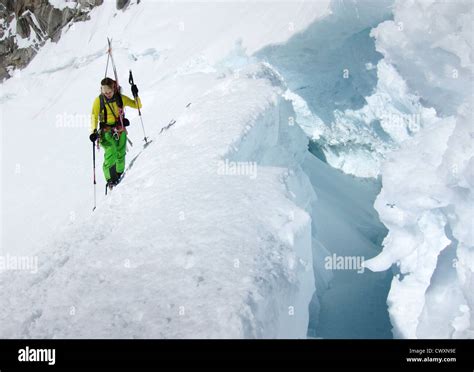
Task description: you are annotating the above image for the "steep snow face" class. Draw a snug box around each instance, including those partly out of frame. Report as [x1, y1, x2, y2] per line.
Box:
[365, 0, 474, 339]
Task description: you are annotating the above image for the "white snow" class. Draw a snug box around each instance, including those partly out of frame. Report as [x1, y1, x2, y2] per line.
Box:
[370, 0, 473, 117]
[1, 65, 317, 338]
[48, 0, 78, 11]
[0, 0, 331, 338]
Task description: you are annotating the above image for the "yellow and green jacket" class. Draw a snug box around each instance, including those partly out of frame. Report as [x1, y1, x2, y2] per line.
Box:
[90, 94, 142, 133]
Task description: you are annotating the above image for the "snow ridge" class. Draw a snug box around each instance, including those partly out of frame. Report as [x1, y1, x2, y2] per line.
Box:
[0, 63, 315, 338]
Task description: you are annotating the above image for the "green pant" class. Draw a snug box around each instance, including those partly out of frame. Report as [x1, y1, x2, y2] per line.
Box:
[100, 130, 127, 181]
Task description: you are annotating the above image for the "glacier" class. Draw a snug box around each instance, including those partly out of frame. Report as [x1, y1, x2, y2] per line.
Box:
[0, 0, 472, 339]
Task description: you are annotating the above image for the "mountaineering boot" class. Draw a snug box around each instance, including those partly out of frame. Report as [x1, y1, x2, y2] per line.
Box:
[106, 180, 115, 194]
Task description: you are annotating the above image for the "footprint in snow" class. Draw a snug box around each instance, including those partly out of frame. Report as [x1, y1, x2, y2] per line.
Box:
[176, 250, 195, 269]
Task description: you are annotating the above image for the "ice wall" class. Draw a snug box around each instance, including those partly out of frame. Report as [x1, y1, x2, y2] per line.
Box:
[365, 0, 474, 339]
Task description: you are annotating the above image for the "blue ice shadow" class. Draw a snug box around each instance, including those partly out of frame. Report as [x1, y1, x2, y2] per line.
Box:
[254, 0, 393, 125]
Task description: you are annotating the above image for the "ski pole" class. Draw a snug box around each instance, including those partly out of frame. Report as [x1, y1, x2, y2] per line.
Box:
[92, 141, 97, 211]
[129, 70, 148, 143]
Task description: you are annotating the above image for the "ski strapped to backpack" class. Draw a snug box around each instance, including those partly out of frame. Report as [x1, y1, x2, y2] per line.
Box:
[105, 38, 125, 130]
[102, 38, 133, 146]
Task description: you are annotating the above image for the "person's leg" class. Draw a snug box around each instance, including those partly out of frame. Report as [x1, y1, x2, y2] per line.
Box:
[101, 131, 118, 181]
[116, 131, 127, 175]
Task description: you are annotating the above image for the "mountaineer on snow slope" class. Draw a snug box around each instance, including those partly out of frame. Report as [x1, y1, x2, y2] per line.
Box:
[89, 77, 142, 188]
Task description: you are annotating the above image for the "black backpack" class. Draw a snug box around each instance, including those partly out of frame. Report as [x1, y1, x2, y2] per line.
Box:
[99, 92, 124, 124]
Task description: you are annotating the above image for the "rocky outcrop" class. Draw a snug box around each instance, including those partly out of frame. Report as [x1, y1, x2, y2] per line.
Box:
[0, 0, 131, 81]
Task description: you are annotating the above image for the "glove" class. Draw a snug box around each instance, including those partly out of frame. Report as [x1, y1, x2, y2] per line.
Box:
[123, 118, 130, 127]
[131, 84, 139, 97]
[89, 130, 99, 142]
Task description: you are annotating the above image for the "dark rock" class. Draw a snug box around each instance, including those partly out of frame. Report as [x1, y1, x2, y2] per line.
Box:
[0, 0, 105, 81]
[16, 15, 31, 38]
[116, 0, 130, 10]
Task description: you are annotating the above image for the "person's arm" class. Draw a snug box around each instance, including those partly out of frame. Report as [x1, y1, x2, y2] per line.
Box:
[121, 94, 142, 109]
[90, 96, 100, 133]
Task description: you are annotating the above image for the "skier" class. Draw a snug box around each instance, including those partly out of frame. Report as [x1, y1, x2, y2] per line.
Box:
[89, 77, 141, 188]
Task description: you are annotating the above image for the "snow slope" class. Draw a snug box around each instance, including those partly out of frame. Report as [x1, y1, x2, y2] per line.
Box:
[1, 63, 316, 338]
[0, 0, 330, 256]
[0, 0, 331, 338]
